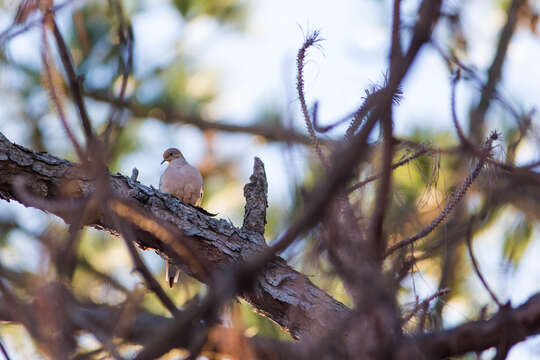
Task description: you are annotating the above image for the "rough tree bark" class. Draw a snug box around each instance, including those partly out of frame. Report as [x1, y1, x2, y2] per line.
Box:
[0, 131, 350, 340]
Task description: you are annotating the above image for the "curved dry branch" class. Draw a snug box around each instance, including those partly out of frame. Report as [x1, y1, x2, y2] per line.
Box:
[296, 31, 327, 167]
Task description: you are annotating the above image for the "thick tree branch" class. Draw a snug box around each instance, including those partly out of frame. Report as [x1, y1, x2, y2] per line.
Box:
[398, 293, 540, 359]
[0, 131, 350, 340]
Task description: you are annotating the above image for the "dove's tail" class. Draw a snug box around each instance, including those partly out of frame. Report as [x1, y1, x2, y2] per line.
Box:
[165, 259, 180, 288]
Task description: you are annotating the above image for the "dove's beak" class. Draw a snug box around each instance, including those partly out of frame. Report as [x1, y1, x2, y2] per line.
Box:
[161, 159, 166, 165]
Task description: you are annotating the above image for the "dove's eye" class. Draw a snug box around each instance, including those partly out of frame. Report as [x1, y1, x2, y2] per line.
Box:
[169, 152, 174, 156]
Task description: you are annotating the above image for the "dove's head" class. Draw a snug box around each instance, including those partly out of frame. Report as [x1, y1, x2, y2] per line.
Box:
[161, 148, 185, 164]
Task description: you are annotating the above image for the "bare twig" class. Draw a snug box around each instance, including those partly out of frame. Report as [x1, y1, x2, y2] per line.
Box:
[465, 217, 503, 307]
[40, 20, 85, 161]
[115, 215, 181, 318]
[50, 18, 94, 141]
[0, 338, 11, 360]
[450, 70, 474, 149]
[311, 101, 358, 133]
[312, 85, 399, 136]
[77, 257, 129, 293]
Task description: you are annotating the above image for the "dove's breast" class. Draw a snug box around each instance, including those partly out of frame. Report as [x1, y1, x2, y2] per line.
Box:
[160, 160, 203, 206]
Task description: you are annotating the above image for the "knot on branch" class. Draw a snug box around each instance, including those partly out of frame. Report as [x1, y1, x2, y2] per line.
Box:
[242, 157, 268, 236]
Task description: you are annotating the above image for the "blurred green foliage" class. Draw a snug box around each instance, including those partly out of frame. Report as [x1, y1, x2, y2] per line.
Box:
[172, 0, 246, 24]
[503, 213, 533, 267]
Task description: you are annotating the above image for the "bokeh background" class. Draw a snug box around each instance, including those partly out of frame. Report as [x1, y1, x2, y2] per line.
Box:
[0, 0, 539, 358]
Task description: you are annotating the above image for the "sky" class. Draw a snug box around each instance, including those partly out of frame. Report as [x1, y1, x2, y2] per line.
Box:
[0, 0, 539, 358]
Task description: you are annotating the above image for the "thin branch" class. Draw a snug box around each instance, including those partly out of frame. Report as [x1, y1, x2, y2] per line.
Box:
[50, 18, 94, 142]
[524, 159, 540, 170]
[312, 88, 391, 136]
[311, 101, 355, 133]
[450, 70, 474, 149]
[77, 257, 129, 293]
[40, 19, 85, 161]
[0, 338, 11, 360]
[115, 215, 181, 318]
[465, 217, 503, 307]
[390, 0, 403, 69]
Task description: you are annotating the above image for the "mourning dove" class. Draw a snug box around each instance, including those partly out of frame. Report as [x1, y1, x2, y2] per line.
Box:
[159, 147, 203, 287]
